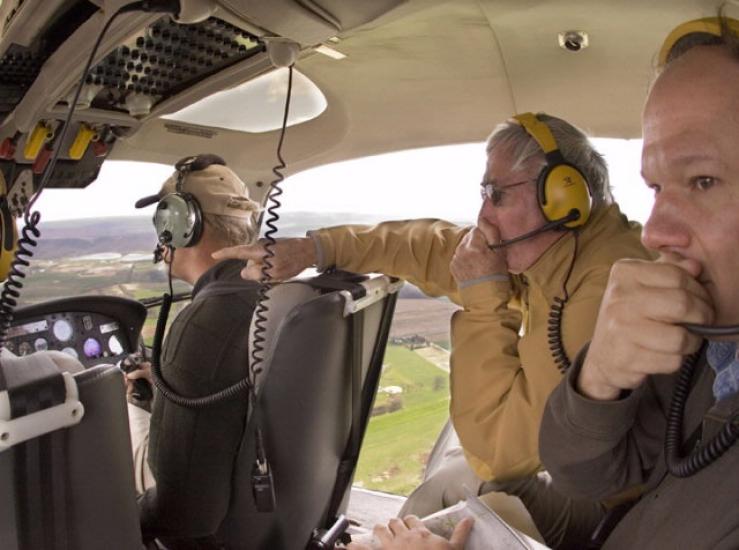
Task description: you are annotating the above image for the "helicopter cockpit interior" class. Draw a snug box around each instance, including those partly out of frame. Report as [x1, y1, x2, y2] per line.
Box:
[0, 0, 731, 548]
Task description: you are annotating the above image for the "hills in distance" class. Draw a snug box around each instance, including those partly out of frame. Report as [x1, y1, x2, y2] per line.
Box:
[33, 211, 391, 260]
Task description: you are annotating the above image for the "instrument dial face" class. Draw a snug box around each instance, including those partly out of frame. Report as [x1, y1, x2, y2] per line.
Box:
[62, 347, 78, 359]
[18, 342, 32, 356]
[83, 338, 102, 359]
[53, 319, 74, 342]
[34, 338, 48, 352]
[108, 335, 123, 355]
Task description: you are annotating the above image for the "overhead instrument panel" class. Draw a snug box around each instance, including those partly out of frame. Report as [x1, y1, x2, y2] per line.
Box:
[83, 16, 263, 117]
[5, 295, 146, 368]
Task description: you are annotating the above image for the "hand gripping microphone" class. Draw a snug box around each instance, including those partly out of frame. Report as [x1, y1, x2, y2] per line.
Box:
[487, 209, 581, 250]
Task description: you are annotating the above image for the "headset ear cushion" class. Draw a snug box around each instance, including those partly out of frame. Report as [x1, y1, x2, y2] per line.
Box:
[539, 164, 592, 227]
[154, 193, 203, 248]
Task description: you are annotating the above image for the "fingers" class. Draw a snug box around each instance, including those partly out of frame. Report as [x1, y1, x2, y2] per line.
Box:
[387, 517, 409, 536]
[615, 260, 711, 304]
[450, 227, 508, 283]
[656, 251, 703, 280]
[373, 524, 393, 545]
[476, 216, 500, 245]
[401, 515, 424, 529]
[126, 369, 149, 381]
[218, 238, 316, 281]
[449, 517, 474, 549]
[612, 285, 714, 327]
[579, 258, 715, 400]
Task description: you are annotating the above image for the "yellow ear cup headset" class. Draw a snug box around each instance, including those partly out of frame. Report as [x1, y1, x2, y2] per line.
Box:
[153, 154, 226, 249]
[513, 112, 592, 229]
[658, 16, 739, 68]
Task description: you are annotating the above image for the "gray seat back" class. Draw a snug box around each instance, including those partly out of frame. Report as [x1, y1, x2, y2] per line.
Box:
[0, 355, 142, 550]
[219, 272, 400, 549]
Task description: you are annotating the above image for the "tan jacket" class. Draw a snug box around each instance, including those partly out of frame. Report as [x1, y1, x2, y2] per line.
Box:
[311, 204, 650, 481]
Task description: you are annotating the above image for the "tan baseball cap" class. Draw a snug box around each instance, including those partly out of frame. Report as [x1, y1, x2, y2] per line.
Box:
[135, 154, 261, 218]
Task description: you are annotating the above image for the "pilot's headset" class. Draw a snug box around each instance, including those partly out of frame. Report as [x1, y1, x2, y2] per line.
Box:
[153, 154, 226, 249]
[513, 112, 592, 229]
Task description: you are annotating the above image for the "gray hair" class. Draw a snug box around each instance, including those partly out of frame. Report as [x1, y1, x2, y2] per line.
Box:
[204, 212, 257, 247]
[485, 113, 612, 208]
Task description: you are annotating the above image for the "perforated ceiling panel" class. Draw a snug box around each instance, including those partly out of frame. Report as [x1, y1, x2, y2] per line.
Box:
[85, 16, 263, 113]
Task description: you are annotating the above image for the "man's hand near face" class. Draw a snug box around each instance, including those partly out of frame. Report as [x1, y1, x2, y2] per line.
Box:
[212, 237, 317, 281]
[450, 217, 508, 285]
[578, 254, 715, 401]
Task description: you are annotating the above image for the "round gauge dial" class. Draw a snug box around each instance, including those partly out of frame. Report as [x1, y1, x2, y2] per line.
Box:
[83, 338, 102, 359]
[62, 347, 78, 359]
[108, 335, 123, 355]
[53, 319, 74, 342]
[18, 342, 32, 356]
[34, 338, 48, 352]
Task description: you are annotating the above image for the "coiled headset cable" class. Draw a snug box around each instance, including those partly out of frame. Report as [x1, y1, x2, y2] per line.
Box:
[249, 64, 293, 396]
[148, 66, 294, 512]
[547, 231, 579, 373]
[148, 65, 294, 410]
[0, 1, 179, 346]
[665, 341, 738, 477]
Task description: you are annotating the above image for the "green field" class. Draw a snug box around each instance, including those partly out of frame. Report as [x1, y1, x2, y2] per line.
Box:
[354, 345, 450, 495]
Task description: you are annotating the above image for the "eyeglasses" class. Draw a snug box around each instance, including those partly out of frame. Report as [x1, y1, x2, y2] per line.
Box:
[479, 179, 532, 206]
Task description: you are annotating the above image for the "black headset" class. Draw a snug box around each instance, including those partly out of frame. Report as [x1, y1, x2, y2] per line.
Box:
[153, 154, 226, 249]
[513, 112, 592, 228]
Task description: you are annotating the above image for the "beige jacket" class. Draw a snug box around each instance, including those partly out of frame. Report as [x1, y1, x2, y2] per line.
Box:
[311, 204, 650, 481]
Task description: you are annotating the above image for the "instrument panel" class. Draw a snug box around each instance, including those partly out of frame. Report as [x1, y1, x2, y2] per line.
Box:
[6, 296, 147, 368]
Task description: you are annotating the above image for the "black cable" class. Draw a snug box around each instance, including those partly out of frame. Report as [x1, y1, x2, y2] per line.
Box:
[244, 65, 294, 512]
[665, 341, 739, 477]
[547, 231, 579, 373]
[0, 2, 165, 346]
[147, 67, 295, 414]
[249, 65, 293, 397]
[149, 246, 253, 407]
[682, 323, 739, 337]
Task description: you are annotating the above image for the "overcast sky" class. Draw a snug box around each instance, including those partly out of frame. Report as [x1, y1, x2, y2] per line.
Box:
[33, 138, 652, 225]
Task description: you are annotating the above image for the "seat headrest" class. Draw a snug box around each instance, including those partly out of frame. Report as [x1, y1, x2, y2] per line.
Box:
[247, 282, 321, 383]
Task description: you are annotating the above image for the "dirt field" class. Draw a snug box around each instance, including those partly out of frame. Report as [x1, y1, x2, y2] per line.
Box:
[389, 298, 458, 344]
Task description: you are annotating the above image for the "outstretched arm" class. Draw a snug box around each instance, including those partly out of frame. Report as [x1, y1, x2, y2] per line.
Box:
[213, 219, 469, 301]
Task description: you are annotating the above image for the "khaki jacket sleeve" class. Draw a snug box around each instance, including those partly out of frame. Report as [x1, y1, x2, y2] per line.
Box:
[311, 219, 468, 302]
[451, 266, 614, 481]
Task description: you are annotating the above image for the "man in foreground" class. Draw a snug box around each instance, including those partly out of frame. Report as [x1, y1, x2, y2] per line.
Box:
[214, 114, 650, 546]
[539, 17, 739, 549]
[127, 154, 262, 546]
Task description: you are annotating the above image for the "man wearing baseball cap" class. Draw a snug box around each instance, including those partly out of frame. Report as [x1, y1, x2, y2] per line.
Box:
[125, 154, 263, 546]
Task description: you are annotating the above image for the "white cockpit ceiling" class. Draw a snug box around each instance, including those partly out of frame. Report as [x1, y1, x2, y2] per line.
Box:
[112, 0, 725, 191]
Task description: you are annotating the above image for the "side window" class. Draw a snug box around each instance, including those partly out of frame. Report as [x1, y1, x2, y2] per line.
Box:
[17, 139, 645, 496]
[354, 291, 456, 495]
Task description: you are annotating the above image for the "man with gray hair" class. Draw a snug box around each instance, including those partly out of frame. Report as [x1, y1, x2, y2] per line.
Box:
[215, 115, 649, 546]
[125, 154, 262, 546]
